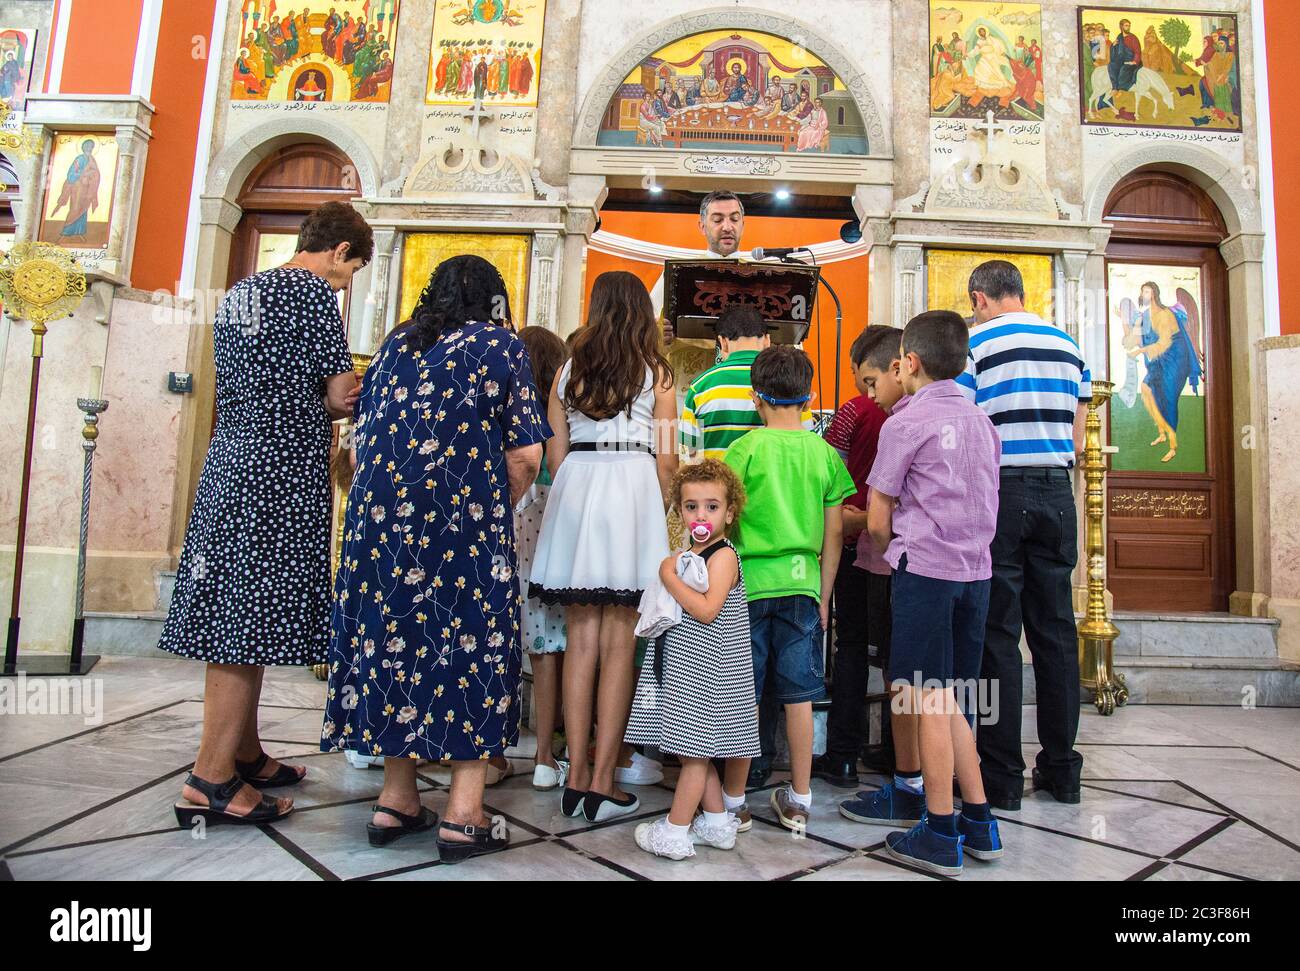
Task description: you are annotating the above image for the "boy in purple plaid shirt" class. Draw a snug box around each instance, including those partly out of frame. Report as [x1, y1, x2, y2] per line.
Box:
[863, 311, 1004, 876]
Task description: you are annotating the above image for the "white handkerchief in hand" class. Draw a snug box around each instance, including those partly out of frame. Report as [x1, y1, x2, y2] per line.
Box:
[635, 550, 712, 639]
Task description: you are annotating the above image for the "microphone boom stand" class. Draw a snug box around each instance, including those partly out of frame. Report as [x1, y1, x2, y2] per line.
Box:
[781, 255, 844, 410]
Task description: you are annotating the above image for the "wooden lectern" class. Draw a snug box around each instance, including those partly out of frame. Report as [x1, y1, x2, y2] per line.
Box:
[662, 258, 820, 346]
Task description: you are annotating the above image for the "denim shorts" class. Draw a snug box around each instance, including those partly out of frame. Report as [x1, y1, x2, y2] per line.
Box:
[749, 594, 827, 705]
[888, 554, 989, 701]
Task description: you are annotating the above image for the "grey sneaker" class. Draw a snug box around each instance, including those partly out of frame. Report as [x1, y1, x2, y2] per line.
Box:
[634, 818, 696, 860]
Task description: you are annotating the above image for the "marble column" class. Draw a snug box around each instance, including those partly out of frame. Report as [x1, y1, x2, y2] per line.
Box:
[367, 229, 397, 353]
[166, 194, 241, 554]
[555, 175, 605, 336]
[527, 230, 563, 333]
[108, 124, 147, 280]
[1059, 250, 1088, 344]
[892, 243, 924, 325]
[1220, 231, 1270, 617]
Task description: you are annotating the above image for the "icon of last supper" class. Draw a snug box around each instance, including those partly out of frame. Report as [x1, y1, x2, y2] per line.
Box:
[596, 30, 869, 155]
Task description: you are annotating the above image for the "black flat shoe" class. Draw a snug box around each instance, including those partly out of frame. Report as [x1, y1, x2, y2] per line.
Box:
[174, 773, 292, 827]
[560, 787, 588, 818]
[1032, 767, 1081, 805]
[436, 818, 508, 864]
[745, 763, 772, 792]
[984, 787, 1022, 812]
[582, 790, 640, 822]
[236, 752, 305, 789]
[859, 744, 896, 776]
[366, 804, 439, 847]
[812, 754, 860, 789]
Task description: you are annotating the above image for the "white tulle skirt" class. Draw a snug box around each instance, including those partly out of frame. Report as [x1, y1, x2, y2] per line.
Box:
[529, 451, 669, 608]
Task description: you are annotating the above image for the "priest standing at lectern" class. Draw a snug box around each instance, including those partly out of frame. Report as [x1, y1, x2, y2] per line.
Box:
[650, 188, 750, 331]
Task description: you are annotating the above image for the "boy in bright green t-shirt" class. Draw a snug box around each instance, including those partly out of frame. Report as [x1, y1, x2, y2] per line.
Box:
[723, 345, 856, 833]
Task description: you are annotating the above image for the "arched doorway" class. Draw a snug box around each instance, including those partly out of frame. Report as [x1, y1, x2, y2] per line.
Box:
[1103, 171, 1234, 613]
[227, 142, 361, 312]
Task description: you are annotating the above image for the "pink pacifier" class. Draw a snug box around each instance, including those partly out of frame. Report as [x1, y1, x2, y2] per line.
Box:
[690, 520, 714, 543]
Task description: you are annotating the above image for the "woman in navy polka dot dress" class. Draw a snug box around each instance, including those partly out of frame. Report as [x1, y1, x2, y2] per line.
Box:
[164, 203, 371, 829]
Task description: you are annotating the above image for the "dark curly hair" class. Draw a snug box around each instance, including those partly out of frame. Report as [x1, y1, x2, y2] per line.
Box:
[397, 254, 513, 352]
[296, 201, 374, 264]
[670, 458, 746, 526]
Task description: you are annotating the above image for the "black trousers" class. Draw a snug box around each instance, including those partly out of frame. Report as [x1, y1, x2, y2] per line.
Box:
[977, 468, 1084, 793]
[827, 554, 893, 762]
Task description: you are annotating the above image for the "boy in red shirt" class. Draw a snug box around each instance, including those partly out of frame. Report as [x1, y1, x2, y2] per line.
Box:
[812, 328, 889, 789]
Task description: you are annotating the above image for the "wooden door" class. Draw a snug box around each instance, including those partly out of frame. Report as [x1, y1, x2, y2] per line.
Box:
[1103, 173, 1234, 613]
[227, 143, 362, 322]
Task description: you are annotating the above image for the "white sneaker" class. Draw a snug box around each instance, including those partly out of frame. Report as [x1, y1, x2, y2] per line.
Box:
[532, 760, 569, 791]
[635, 819, 696, 860]
[345, 749, 383, 770]
[690, 814, 740, 850]
[615, 751, 664, 786]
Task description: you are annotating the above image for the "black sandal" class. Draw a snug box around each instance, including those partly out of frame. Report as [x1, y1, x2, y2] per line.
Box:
[366, 804, 439, 847]
[435, 818, 508, 864]
[174, 773, 292, 828]
[236, 752, 305, 789]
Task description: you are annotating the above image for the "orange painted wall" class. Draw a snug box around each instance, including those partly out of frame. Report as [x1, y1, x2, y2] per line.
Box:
[1266, 0, 1299, 335]
[584, 211, 870, 411]
[59, 0, 144, 95]
[131, 0, 218, 293]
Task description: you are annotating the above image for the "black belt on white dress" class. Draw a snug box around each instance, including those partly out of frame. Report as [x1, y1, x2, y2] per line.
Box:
[569, 442, 655, 455]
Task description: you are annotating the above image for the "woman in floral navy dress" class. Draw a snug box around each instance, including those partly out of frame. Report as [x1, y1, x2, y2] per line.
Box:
[322, 255, 548, 863]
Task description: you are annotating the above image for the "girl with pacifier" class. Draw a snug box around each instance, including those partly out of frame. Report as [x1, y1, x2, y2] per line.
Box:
[623, 460, 762, 860]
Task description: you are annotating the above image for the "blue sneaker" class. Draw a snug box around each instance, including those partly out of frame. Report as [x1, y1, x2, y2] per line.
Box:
[884, 818, 964, 876]
[838, 782, 926, 826]
[957, 813, 1003, 861]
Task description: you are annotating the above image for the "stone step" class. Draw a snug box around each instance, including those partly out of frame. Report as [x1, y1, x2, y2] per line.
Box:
[84, 611, 171, 659]
[86, 616, 1299, 708]
[1111, 611, 1279, 659]
[1109, 655, 1300, 707]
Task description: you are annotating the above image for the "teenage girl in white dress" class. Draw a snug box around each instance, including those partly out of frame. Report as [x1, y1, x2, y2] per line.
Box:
[529, 270, 678, 822]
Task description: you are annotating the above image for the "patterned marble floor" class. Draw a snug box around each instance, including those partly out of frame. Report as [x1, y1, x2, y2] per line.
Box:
[1, 657, 1298, 881]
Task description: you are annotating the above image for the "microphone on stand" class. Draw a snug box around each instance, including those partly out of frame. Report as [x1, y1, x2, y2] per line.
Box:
[751, 246, 812, 261]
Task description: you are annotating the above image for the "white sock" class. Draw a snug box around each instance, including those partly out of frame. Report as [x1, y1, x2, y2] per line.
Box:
[702, 810, 731, 828]
[723, 791, 746, 812]
[788, 786, 813, 809]
[896, 773, 925, 795]
[664, 818, 690, 838]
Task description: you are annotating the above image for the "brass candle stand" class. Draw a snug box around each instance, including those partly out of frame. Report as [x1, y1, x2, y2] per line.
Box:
[0, 242, 89, 676]
[1077, 379, 1128, 715]
[69, 397, 107, 674]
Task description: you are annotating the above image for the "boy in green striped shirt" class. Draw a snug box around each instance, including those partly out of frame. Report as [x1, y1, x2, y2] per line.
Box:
[681, 306, 814, 460]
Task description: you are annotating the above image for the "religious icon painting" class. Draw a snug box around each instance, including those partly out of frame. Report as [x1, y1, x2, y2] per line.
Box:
[0, 27, 38, 117]
[38, 133, 119, 251]
[929, 2, 1044, 122]
[1079, 8, 1240, 132]
[426, 0, 546, 107]
[925, 249, 1054, 323]
[399, 233, 531, 330]
[231, 0, 400, 103]
[594, 30, 867, 154]
[1106, 262, 1208, 474]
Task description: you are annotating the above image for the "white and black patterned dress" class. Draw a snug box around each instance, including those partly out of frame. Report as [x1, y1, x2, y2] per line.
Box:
[624, 539, 761, 760]
[158, 266, 355, 666]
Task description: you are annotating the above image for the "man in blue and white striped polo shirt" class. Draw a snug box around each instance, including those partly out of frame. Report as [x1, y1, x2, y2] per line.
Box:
[957, 260, 1091, 812]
